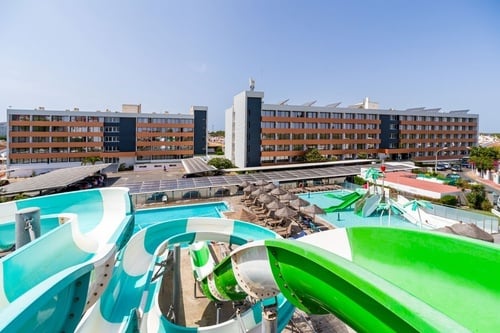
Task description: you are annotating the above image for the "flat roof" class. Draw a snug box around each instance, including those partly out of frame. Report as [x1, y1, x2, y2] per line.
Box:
[120, 162, 415, 195]
[182, 157, 217, 175]
[0, 164, 112, 196]
[223, 159, 375, 173]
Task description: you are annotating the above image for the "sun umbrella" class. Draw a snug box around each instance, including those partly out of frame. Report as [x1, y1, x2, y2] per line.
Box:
[289, 197, 310, 210]
[437, 223, 494, 242]
[243, 184, 256, 193]
[258, 193, 275, 204]
[264, 182, 277, 192]
[255, 179, 270, 187]
[251, 188, 266, 198]
[270, 187, 288, 196]
[240, 180, 251, 188]
[266, 200, 285, 211]
[274, 206, 298, 219]
[224, 208, 258, 223]
[279, 192, 298, 202]
[301, 204, 326, 220]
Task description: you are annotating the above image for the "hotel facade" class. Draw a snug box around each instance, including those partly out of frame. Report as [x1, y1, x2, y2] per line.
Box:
[225, 89, 478, 168]
[7, 104, 207, 177]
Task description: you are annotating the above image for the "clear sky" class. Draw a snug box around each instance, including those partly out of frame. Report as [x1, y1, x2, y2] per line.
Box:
[1, 0, 499, 132]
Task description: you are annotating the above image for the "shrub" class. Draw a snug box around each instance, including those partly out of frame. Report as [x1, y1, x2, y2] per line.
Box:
[440, 195, 458, 206]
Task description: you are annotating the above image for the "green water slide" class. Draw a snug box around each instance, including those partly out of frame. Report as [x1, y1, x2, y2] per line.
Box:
[323, 191, 362, 212]
[202, 227, 500, 332]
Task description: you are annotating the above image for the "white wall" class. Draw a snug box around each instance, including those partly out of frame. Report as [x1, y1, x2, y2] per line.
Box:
[224, 106, 234, 162]
[233, 91, 248, 168]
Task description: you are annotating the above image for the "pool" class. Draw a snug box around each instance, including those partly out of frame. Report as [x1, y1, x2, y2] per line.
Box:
[299, 190, 418, 229]
[134, 201, 229, 232]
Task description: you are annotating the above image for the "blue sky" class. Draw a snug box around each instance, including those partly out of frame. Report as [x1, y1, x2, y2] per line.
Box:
[1, 0, 499, 132]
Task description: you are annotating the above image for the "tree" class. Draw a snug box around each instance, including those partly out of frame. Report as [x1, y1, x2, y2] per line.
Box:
[466, 184, 487, 210]
[304, 148, 326, 163]
[403, 199, 433, 228]
[469, 146, 499, 176]
[81, 156, 102, 165]
[207, 157, 234, 169]
[214, 146, 224, 155]
[209, 130, 225, 137]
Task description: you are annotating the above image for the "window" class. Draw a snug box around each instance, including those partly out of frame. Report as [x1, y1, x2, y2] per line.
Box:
[305, 133, 317, 140]
[262, 133, 275, 140]
[10, 114, 30, 121]
[32, 126, 50, 132]
[277, 133, 290, 140]
[319, 133, 330, 140]
[32, 115, 50, 121]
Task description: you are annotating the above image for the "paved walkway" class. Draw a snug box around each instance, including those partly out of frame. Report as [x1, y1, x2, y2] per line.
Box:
[464, 170, 500, 192]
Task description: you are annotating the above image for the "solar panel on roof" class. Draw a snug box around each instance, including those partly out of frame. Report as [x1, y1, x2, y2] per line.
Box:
[0, 164, 112, 195]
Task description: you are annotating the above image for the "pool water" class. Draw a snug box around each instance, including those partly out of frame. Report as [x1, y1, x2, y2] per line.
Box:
[299, 191, 418, 229]
[134, 201, 228, 232]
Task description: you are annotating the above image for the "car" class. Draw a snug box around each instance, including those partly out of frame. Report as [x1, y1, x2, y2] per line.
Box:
[451, 164, 462, 172]
[214, 188, 230, 197]
[445, 173, 461, 185]
[146, 192, 167, 203]
[436, 164, 447, 171]
[182, 191, 201, 199]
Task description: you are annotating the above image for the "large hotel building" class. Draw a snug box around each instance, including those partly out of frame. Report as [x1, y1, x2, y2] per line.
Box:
[7, 104, 207, 176]
[225, 88, 478, 168]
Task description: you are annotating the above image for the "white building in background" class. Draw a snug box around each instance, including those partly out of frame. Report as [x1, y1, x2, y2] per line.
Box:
[225, 85, 478, 168]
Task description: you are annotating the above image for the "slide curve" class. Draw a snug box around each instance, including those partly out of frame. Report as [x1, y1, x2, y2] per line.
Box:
[0, 187, 134, 332]
[202, 226, 500, 332]
[76, 217, 295, 333]
[2, 190, 499, 332]
[324, 191, 362, 212]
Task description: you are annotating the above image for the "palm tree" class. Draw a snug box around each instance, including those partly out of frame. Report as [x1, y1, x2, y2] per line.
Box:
[364, 167, 381, 194]
[403, 199, 433, 228]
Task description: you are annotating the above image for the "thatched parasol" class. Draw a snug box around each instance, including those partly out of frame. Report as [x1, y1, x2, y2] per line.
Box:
[224, 208, 258, 223]
[289, 197, 309, 210]
[266, 200, 285, 211]
[255, 179, 270, 187]
[270, 187, 288, 196]
[264, 182, 277, 192]
[251, 188, 266, 198]
[258, 193, 275, 204]
[274, 206, 298, 219]
[301, 204, 326, 220]
[240, 180, 251, 188]
[436, 223, 494, 242]
[279, 192, 298, 202]
[243, 184, 256, 193]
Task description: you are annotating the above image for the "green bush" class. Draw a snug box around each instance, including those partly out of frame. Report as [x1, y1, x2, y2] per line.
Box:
[353, 175, 366, 186]
[440, 195, 458, 206]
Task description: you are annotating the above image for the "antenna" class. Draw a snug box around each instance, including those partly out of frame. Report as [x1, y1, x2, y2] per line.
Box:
[249, 77, 255, 91]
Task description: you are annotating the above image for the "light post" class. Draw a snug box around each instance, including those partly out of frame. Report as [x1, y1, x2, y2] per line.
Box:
[434, 146, 448, 173]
